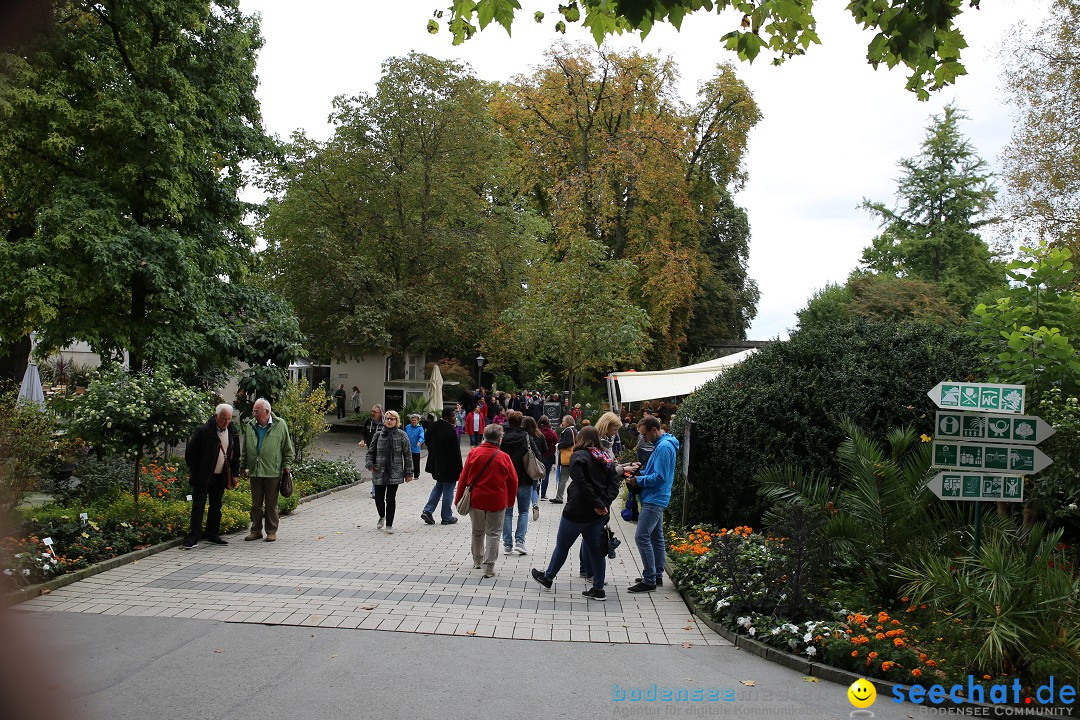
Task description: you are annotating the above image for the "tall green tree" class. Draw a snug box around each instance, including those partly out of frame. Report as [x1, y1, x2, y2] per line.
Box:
[859, 104, 1001, 310]
[1001, 0, 1080, 266]
[492, 47, 760, 366]
[262, 53, 541, 363]
[433, 0, 978, 100]
[0, 0, 273, 374]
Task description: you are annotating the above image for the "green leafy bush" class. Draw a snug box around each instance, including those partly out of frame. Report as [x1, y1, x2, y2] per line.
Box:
[275, 380, 330, 461]
[0, 390, 84, 514]
[675, 317, 982, 527]
[1028, 388, 1080, 536]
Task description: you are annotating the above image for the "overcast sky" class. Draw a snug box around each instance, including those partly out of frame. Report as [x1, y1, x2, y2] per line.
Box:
[238, 0, 1044, 342]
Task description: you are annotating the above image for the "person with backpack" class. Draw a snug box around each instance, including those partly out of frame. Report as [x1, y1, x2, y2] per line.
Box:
[529, 426, 638, 601]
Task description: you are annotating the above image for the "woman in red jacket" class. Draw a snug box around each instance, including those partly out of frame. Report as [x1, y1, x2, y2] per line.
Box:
[455, 423, 517, 578]
[464, 404, 487, 447]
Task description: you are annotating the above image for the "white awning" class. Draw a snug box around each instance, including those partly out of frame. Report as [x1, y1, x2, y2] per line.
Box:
[609, 349, 757, 404]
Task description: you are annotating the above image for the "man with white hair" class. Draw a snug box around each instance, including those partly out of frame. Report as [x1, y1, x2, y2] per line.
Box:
[183, 403, 240, 550]
[239, 398, 295, 542]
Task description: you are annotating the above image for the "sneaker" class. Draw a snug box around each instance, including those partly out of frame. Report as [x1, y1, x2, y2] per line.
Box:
[531, 568, 552, 589]
[513, 543, 527, 555]
[503, 545, 513, 555]
[265, 532, 277, 542]
[627, 582, 656, 593]
[531, 505, 540, 521]
[549, 498, 563, 504]
[421, 511, 435, 525]
[243, 532, 262, 541]
[440, 517, 458, 525]
[635, 576, 664, 586]
[582, 587, 607, 601]
[483, 566, 497, 578]
[377, 517, 385, 530]
[383, 526, 394, 535]
[540, 495, 547, 500]
[204, 535, 228, 546]
[181, 536, 197, 550]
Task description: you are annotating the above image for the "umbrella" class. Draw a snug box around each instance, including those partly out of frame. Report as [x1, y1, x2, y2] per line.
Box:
[426, 364, 444, 413]
[18, 362, 46, 411]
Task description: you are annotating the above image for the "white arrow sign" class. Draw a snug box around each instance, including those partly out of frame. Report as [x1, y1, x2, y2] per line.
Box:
[932, 441, 1053, 474]
[928, 382, 1026, 414]
[935, 411, 1055, 445]
[927, 472, 1025, 503]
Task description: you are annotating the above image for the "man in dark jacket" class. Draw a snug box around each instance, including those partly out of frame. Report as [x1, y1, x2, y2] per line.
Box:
[183, 404, 240, 550]
[422, 407, 464, 525]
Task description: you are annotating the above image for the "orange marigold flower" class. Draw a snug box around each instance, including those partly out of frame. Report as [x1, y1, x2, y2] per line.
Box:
[919, 653, 928, 662]
[983, 675, 991, 681]
[926, 660, 937, 668]
[877, 612, 890, 623]
[901, 596, 910, 603]
[893, 638, 905, 648]
[881, 661, 895, 672]
[851, 651, 859, 657]
[875, 633, 885, 640]
[912, 669, 923, 678]
[867, 652, 879, 660]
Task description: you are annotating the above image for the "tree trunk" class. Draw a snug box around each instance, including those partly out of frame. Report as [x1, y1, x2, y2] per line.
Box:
[0, 334, 32, 387]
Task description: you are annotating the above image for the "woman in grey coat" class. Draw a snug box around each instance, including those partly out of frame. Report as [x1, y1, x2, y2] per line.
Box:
[364, 410, 413, 534]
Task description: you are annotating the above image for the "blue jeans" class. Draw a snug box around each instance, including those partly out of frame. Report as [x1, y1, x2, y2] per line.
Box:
[469, 433, 481, 447]
[635, 503, 666, 585]
[423, 480, 456, 523]
[542, 515, 606, 591]
[503, 483, 532, 547]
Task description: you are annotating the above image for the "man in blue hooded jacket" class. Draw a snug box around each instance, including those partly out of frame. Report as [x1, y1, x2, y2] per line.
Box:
[625, 415, 678, 592]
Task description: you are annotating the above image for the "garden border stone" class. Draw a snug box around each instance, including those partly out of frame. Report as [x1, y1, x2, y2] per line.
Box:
[675, 582, 1071, 717]
[2, 480, 362, 609]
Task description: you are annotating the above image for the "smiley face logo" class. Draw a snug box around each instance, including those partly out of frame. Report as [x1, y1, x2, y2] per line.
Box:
[848, 678, 876, 708]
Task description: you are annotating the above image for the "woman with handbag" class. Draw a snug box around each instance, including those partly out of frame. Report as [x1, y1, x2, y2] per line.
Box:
[363, 410, 413, 534]
[499, 412, 545, 555]
[537, 415, 559, 501]
[455, 423, 517, 578]
[530, 426, 638, 601]
[523, 416, 548, 520]
[580, 412, 625, 580]
[549, 415, 577, 504]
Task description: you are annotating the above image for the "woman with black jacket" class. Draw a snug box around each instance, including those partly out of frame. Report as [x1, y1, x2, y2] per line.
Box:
[500, 412, 544, 555]
[529, 426, 638, 601]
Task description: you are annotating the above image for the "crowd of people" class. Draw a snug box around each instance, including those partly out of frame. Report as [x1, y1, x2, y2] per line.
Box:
[181, 388, 678, 602]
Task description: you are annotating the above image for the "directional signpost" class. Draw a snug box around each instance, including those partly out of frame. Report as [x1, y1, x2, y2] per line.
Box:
[927, 472, 1025, 503]
[927, 382, 1026, 414]
[934, 411, 1055, 445]
[926, 381, 1055, 558]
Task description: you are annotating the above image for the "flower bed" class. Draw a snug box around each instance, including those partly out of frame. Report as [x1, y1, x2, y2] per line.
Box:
[2, 458, 363, 590]
[667, 524, 1076, 698]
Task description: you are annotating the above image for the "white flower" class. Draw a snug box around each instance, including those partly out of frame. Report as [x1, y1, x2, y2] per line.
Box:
[3, 569, 12, 576]
[803, 632, 813, 642]
[1069, 503, 1078, 511]
[22, 569, 30, 576]
[748, 627, 756, 637]
[771, 627, 782, 636]
[805, 646, 817, 657]
[737, 616, 751, 629]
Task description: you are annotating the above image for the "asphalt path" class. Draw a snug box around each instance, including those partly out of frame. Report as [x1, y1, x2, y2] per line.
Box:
[4, 610, 924, 720]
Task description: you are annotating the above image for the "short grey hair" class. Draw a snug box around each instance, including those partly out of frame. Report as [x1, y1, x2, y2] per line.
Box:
[215, 403, 234, 417]
[483, 424, 504, 443]
[253, 398, 271, 413]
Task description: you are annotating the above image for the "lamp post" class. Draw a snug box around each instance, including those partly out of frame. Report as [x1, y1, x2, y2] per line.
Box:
[475, 354, 486, 390]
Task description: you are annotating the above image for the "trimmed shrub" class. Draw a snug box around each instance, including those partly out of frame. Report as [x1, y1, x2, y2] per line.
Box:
[675, 318, 982, 527]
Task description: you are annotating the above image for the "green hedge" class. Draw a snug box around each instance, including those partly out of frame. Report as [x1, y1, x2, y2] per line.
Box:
[676, 318, 982, 527]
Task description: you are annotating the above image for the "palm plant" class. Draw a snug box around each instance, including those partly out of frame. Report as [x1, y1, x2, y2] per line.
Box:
[896, 522, 1080, 681]
[756, 419, 945, 603]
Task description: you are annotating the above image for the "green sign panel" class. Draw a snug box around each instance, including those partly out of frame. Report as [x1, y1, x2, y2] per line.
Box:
[927, 472, 1024, 503]
[935, 412, 1055, 445]
[928, 382, 1026, 414]
[932, 441, 1052, 474]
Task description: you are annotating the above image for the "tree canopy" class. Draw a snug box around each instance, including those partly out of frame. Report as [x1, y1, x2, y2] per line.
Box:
[859, 103, 1001, 311]
[1001, 0, 1080, 266]
[0, 0, 283, 378]
[432, 0, 980, 100]
[262, 53, 544, 362]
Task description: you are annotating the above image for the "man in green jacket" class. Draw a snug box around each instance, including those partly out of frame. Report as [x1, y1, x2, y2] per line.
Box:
[240, 398, 295, 542]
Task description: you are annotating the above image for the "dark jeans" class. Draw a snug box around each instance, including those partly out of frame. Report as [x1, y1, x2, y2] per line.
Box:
[543, 514, 607, 591]
[540, 456, 555, 498]
[469, 433, 482, 447]
[411, 452, 421, 477]
[374, 483, 400, 527]
[336, 400, 346, 419]
[189, 472, 226, 538]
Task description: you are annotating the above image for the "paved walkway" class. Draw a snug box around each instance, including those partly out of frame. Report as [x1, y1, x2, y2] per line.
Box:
[16, 432, 726, 647]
